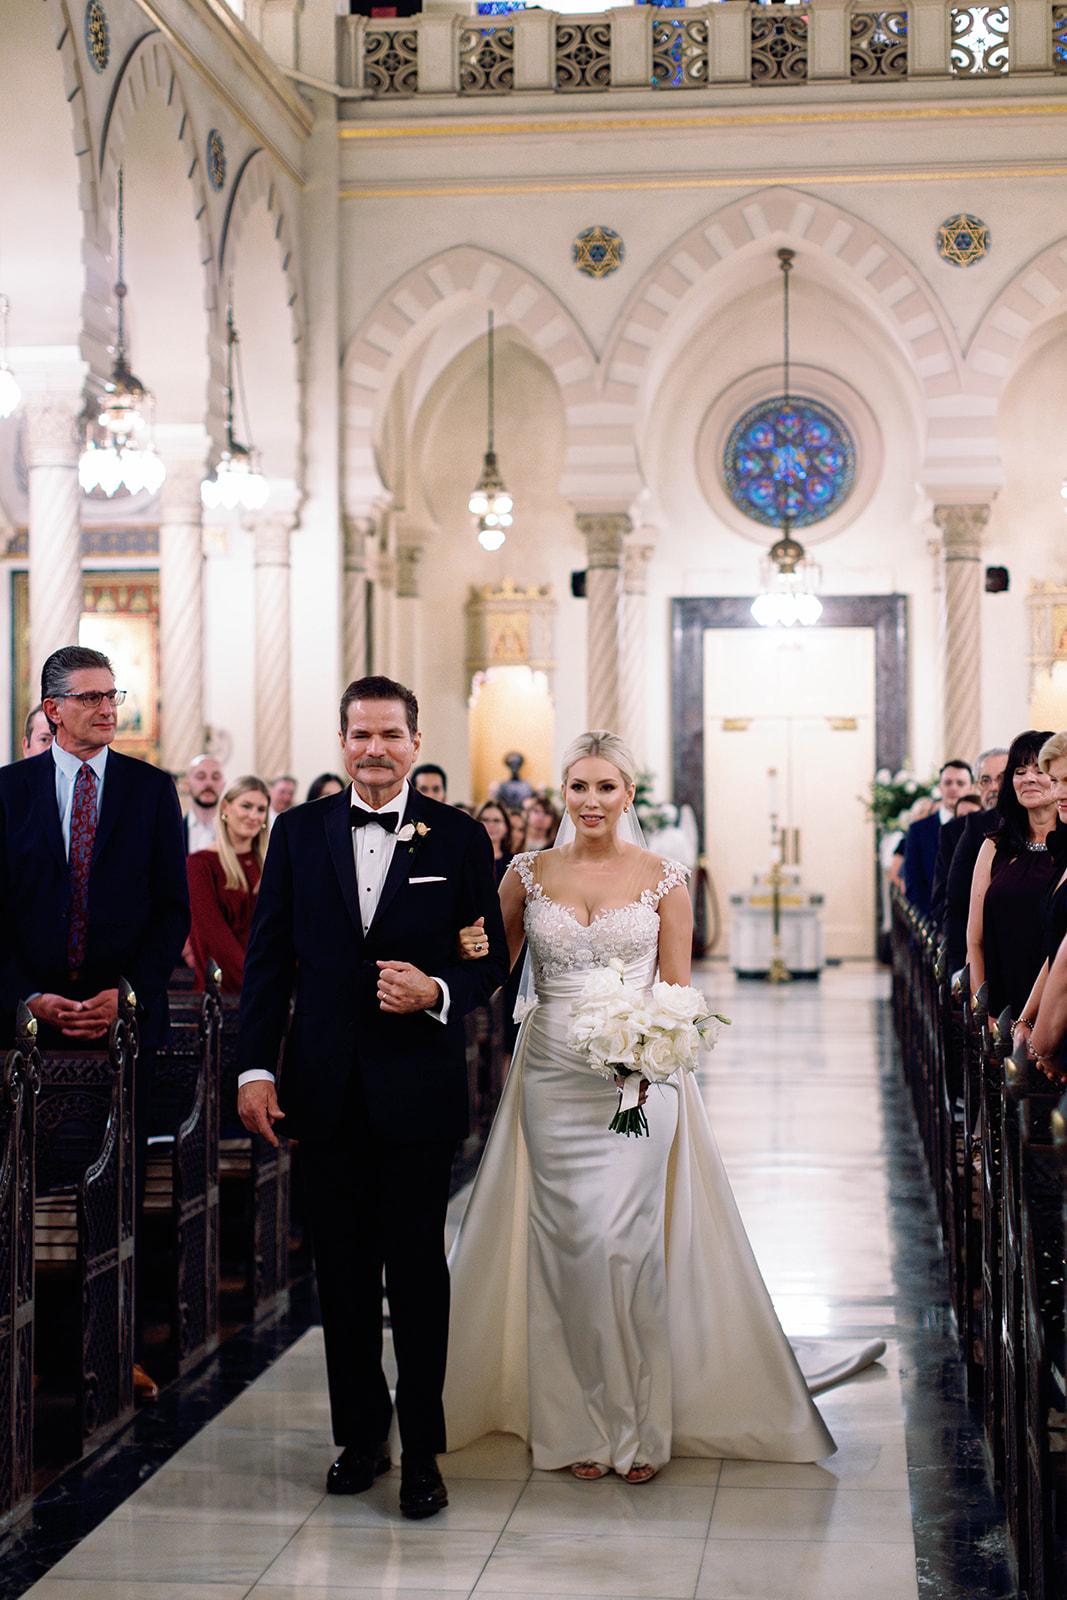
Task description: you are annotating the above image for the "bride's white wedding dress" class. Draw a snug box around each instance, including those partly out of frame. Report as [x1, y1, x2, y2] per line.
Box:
[443, 853, 835, 1472]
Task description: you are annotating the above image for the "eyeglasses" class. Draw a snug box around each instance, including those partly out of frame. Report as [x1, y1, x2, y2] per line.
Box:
[57, 690, 127, 710]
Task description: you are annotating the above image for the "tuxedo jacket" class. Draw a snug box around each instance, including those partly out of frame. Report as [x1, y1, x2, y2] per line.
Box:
[0, 748, 191, 1047]
[941, 808, 999, 972]
[236, 785, 510, 1144]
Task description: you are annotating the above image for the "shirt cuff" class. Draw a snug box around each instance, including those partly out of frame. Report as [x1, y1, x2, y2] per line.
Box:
[429, 977, 450, 1024]
[237, 1069, 276, 1087]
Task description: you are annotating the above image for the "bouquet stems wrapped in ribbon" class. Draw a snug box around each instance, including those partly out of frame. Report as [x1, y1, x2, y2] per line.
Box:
[567, 958, 730, 1135]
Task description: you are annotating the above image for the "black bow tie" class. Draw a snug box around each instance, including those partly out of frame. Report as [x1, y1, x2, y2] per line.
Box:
[351, 808, 400, 833]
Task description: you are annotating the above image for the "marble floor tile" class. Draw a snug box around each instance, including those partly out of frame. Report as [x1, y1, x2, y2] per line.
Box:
[42, 1519, 297, 1585]
[707, 1485, 915, 1545]
[695, 1535, 920, 1600]
[504, 1476, 716, 1535]
[470, 1529, 706, 1598]
[306, 1474, 524, 1532]
[22, 1586, 251, 1600]
[259, 1524, 499, 1591]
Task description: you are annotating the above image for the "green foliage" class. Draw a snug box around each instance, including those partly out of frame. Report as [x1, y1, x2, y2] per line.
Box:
[861, 767, 937, 832]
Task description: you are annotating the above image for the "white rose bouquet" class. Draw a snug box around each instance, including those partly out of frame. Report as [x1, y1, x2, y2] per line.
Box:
[567, 958, 730, 1136]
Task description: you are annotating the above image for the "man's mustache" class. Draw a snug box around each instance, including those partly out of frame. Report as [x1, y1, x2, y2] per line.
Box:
[357, 757, 396, 769]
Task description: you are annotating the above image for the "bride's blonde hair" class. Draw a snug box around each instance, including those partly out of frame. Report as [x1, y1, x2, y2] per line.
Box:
[561, 730, 637, 790]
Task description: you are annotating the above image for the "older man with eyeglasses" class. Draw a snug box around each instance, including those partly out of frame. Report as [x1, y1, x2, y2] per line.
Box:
[0, 644, 190, 1398]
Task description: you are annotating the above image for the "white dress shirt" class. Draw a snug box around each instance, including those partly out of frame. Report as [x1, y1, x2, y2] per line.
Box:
[186, 809, 218, 855]
[238, 779, 448, 1089]
[51, 742, 108, 855]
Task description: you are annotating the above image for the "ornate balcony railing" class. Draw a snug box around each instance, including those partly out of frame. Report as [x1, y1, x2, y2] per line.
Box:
[337, 0, 1067, 97]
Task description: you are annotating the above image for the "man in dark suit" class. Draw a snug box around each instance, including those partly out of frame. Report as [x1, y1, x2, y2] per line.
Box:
[930, 746, 1008, 937]
[0, 646, 189, 1049]
[237, 675, 508, 1519]
[903, 758, 972, 920]
[0, 645, 191, 1395]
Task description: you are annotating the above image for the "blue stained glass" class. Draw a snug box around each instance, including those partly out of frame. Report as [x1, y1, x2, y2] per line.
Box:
[723, 395, 855, 530]
[477, 1, 525, 13]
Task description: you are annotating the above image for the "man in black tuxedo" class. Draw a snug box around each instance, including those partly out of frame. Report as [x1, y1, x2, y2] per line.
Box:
[237, 675, 508, 1518]
[930, 746, 1007, 940]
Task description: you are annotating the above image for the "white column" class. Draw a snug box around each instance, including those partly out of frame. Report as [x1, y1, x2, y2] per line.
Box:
[578, 512, 630, 732]
[619, 541, 653, 763]
[935, 503, 988, 762]
[158, 460, 206, 772]
[24, 395, 83, 670]
[343, 515, 370, 683]
[252, 516, 294, 781]
[394, 540, 424, 691]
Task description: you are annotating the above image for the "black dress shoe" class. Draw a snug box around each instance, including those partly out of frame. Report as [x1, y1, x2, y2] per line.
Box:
[399, 1453, 448, 1519]
[326, 1444, 391, 1495]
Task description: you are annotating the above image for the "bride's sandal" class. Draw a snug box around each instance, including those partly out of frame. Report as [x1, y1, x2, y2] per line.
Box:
[624, 1463, 657, 1484]
[571, 1461, 610, 1480]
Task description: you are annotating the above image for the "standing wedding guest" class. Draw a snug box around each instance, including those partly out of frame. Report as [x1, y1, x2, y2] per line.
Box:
[413, 763, 447, 802]
[236, 676, 508, 1519]
[446, 731, 835, 1480]
[507, 809, 526, 855]
[0, 645, 190, 1399]
[966, 730, 1063, 1019]
[306, 773, 345, 803]
[183, 754, 225, 855]
[475, 799, 513, 887]
[940, 747, 1009, 971]
[268, 774, 297, 831]
[1012, 733, 1067, 1078]
[522, 793, 561, 851]
[903, 759, 972, 919]
[187, 776, 270, 993]
[21, 703, 53, 758]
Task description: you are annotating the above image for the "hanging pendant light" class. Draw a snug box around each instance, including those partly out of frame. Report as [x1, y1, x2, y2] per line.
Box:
[201, 286, 269, 512]
[78, 170, 166, 497]
[468, 311, 512, 551]
[751, 249, 823, 629]
[0, 296, 21, 419]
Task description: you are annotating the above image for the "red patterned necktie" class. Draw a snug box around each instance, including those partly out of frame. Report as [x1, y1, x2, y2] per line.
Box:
[67, 762, 97, 969]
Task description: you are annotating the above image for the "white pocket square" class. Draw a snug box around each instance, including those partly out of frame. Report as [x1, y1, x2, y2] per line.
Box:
[409, 875, 447, 884]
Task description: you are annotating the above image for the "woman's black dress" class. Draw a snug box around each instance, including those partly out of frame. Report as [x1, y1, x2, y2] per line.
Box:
[983, 845, 1059, 1019]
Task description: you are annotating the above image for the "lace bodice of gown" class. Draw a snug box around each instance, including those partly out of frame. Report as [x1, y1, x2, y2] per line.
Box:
[511, 850, 688, 994]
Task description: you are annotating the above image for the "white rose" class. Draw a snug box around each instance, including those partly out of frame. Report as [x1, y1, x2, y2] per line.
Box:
[578, 968, 626, 1006]
[650, 981, 709, 1026]
[641, 1029, 689, 1082]
[587, 1018, 641, 1069]
[875, 768, 892, 784]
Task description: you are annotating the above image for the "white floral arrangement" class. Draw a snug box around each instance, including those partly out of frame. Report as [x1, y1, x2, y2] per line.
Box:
[567, 958, 730, 1136]
[396, 820, 430, 853]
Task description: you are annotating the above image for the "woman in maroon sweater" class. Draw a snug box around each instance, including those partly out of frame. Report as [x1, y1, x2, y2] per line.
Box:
[187, 776, 270, 992]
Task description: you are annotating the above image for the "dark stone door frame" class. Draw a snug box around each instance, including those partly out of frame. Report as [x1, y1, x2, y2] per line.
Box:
[670, 594, 908, 949]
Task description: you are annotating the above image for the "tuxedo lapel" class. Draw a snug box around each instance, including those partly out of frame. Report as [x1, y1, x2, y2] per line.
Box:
[324, 788, 366, 939]
[369, 788, 432, 933]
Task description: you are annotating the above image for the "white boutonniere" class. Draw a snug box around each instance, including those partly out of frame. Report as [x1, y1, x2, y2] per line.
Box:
[396, 820, 430, 854]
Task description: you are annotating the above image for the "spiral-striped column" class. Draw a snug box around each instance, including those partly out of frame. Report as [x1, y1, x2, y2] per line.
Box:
[252, 517, 293, 782]
[577, 513, 629, 732]
[343, 516, 370, 682]
[619, 542, 653, 764]
[158, 463, 205, 772]
[24, 396, 82, 671]
[935, 503, 988, 763]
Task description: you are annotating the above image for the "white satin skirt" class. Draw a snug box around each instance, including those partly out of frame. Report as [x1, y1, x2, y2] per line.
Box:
[444, 972, 835, 1469]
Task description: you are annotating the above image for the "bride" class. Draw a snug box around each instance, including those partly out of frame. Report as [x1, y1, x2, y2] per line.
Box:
[443, 731, 835, 1480]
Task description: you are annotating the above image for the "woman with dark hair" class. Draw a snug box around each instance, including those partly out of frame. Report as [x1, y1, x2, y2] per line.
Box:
[306, 772, 345, 803]
[476, 799, 513, 886]
[966, 729, 1064, 1019]
[523, 794, 561, 851]
[187, 775, 270, 993]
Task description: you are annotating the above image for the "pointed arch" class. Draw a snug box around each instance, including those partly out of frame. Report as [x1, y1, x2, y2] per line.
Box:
[342, 247, 634, 512]
[968, 235, 1067, 386]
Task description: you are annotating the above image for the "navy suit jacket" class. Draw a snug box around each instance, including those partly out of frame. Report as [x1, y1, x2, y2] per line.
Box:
[0, 748, 190, 1047]
[903, 811, 944, 920]
[236, 785, 510, 1144]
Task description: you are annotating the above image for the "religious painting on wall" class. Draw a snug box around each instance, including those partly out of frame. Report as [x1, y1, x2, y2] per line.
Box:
[11, 570, 160, 765]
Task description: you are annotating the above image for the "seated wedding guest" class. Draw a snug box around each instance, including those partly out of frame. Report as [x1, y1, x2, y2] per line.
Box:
[413, 762, 447, 802]
[522, 793, 561, 851]
[187, 776, 270, 993]
[966, 729, 1063, 1019]
[476, 799, 513, 886]
[21, 703, 53, 758]
[183, 754, 225, 854]
[940, 748, 1009, 972]
[306, 772, 345, 803]
[1012, 732, 1067, 1079]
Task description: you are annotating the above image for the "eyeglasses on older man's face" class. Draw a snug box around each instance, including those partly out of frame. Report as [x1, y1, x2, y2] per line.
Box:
[56, 689, 127, 710]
